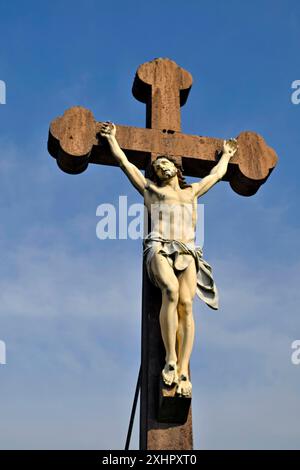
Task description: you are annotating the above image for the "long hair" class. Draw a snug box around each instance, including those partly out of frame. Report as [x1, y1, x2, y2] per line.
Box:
[148, 156, 191, 189]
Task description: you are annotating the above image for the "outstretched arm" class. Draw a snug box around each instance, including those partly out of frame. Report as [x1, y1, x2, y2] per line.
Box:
[192, 139, 238, 197]
[100, 122, 147, 196]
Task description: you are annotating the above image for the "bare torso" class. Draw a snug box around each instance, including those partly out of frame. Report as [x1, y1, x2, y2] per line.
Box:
[144, 179, 197, 245]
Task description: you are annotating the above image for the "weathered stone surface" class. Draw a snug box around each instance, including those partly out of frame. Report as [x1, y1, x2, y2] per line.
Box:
[48, 106, 96, 174]
[49, 106, 277, 194]
[132, 58, 193, 131]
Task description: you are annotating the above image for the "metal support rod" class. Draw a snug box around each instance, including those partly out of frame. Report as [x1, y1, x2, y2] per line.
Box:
[125, 365, 141, 450]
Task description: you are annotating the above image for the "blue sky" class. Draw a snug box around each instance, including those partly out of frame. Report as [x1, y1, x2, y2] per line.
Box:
[0, 0, 300, 449]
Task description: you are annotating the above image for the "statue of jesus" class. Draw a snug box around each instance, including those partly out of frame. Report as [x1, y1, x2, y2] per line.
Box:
[100, 122, 237, 397]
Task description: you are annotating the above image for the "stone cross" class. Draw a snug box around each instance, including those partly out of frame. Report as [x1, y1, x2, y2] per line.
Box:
[47, 58, 278, 450]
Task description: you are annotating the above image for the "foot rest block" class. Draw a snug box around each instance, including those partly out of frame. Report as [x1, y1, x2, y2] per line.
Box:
[157, 376, 191, 424]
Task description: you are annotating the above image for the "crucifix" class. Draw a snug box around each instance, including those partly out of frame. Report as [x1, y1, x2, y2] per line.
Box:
[47, 58, 278, 450]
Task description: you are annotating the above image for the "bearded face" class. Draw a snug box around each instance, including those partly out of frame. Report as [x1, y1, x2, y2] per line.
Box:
[153, 157, 177, 181]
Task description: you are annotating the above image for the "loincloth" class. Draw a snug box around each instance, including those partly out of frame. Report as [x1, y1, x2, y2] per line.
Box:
[143, 232, 219, 310]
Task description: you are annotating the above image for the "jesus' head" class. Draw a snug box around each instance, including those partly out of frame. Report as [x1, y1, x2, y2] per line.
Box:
[150, 156, 191, 189]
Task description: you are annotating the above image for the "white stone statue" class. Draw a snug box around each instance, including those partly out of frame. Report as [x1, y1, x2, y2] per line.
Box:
[100, 122, 238, 397]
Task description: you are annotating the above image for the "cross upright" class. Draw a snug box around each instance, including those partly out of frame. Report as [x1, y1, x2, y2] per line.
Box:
[48, 58, 278, 450]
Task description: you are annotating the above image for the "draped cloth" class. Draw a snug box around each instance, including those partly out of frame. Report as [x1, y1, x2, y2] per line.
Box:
[143, 232, 219, 310]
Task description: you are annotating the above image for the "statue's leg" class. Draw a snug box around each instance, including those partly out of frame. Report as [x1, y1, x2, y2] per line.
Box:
[176, 259, 197, 397]
[150, 252, 179, 385]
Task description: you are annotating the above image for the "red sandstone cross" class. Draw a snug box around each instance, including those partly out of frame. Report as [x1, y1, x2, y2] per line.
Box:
[48, 58, 278, 450]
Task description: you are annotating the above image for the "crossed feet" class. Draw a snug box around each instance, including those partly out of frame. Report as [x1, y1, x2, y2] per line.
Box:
[162, 362, 192, 397]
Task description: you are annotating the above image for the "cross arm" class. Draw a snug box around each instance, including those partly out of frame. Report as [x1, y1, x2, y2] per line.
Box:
[48, 106, 278, 196]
